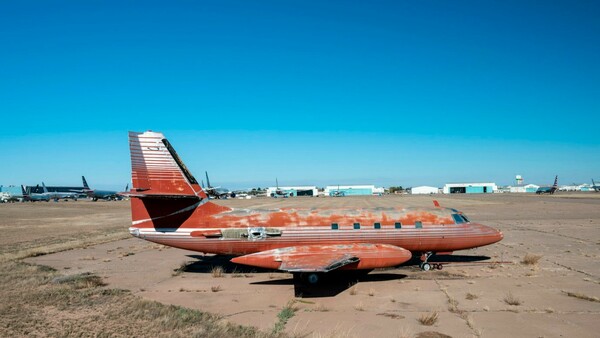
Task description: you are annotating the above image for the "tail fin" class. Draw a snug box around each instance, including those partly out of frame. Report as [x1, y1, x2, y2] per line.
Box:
[42, 182, 48, 193]
[127, 131, 229, 229]
[205, 171, 211, 188]
[129, 131, 207, 197]
[82, 176, 90, 190]
[553, 175, 558, 188]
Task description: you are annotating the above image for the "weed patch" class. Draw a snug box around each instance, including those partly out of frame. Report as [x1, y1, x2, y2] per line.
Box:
[418, 311, 439, 326]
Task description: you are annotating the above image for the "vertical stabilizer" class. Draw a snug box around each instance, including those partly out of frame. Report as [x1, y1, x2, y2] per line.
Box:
[553, 175, 558, 188]
[82, 176, 90, 190]
[127, 131, 229, 229]
[129, 131, 206, 197]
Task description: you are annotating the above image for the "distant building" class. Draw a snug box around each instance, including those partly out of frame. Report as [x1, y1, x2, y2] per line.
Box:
[509, 184, 539, 193]
[0, 185, 22, 195]
[559, 184, 591, 192]
[265, 186, 318, 197]
[324, 185, 384, 196]
[443, 183, 497, 194]
[411, 186, 439, 194]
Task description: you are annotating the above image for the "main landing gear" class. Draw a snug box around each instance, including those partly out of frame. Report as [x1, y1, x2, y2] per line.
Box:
[419, 252, 443, 271]
[294, 272, 324, 285]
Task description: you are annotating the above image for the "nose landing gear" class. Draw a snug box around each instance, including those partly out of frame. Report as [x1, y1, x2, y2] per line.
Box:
[419, 252, 443, 271]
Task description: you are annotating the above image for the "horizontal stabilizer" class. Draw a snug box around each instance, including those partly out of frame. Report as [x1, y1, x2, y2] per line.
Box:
[121, 192, 201, 200]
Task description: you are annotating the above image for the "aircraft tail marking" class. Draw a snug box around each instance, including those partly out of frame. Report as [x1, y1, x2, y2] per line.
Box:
[82, 176, 90, 190]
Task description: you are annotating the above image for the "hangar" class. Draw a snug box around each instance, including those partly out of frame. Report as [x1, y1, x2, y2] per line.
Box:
[443, 182, 497, 194]
[509, 184, 539, 193]
[266, 186, 318, 197]
[411, 186, 439, 194]
[324, 185, 384, 196]
[0, 185, 22, 195]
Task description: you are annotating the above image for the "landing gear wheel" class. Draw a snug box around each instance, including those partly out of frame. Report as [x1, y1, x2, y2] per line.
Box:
[437, 264, 443, 270]
[305, 273, 320, 285]
[420, 262, 431, 271]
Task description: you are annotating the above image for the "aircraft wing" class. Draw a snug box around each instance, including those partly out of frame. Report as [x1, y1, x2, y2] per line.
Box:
[230, 243, 412, 272]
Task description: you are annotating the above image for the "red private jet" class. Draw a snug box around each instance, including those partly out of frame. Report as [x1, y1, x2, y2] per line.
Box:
[125, 131, 503, 284]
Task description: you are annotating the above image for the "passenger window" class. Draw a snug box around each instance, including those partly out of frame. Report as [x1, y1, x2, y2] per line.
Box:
[331, 223, 338, 230]
[374, 222, 381, 229]
[394, 222, 402, 229]
[353, 223, 360, 229]
[415, 221, 423, 229]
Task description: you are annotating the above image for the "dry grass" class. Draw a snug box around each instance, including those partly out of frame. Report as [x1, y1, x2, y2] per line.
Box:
[314, 303, 330, 312]
[465, 292, 479, 300]
[417, 311, 439, 326]
[172, 261, 189, 276]
[368, 288, 375, 296]
[562, 290, 600, 302]
[349, 284, 358, 295]
[211, 266, 224, 278]
[503, 291, 522, 306]
[521, 253, 542, 265]
[51, 272, 106, 289]
[0, 231, 129, 263]
[397, 327, 413, 338]
[377, 312, 405, 319]
[0, 260, 264, 337]
[230, 268, 243, 278]
[211, 285, 222, 292]
[0, 202, 270, 338]
[353, 302, 365, 311]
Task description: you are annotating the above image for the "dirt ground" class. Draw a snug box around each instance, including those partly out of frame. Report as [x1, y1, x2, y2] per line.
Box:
[3, 194, 600, 337]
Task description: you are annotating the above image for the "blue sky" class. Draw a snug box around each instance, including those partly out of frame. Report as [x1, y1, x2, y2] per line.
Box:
[1, 1, 598, 190]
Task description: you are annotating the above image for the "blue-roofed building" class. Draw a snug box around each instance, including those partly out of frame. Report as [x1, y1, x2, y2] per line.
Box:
[324, 185, 384, 196]
[443, 183, 497, 194]
[0, 185, 23, 195]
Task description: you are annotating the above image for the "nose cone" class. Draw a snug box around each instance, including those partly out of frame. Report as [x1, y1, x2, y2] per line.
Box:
[480, 224, 503, 245]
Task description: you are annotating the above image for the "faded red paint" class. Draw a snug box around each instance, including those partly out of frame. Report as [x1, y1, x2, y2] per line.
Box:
[230, 244, 412, 271]
[126, 130, 504, 273]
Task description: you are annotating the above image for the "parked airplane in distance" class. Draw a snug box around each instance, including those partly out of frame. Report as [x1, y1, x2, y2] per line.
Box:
[270, 178, 289, 197]
[75, 176, 123, 201]
[536, 175, 558, 195]
[592, 179, 600, 192]
[330, 185, 345, 197]
[124, 131, 503, 285]
[203, 171, 235, 199]
[42, 182, 78, 201]
[23, 185, 51, 202]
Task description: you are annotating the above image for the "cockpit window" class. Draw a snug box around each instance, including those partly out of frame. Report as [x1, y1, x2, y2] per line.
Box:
[452, 214, 465, 224]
